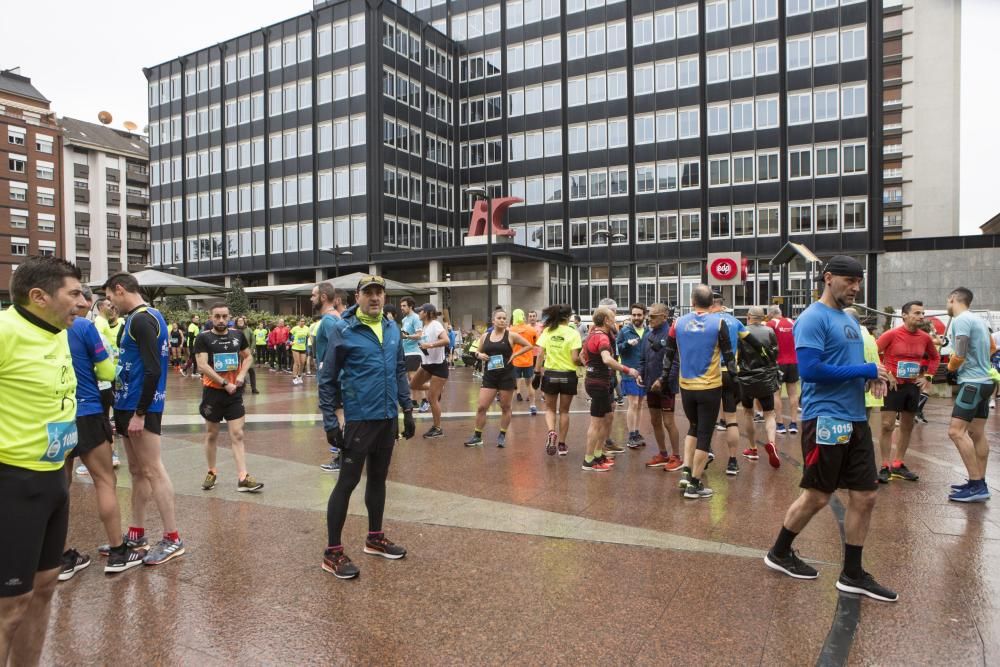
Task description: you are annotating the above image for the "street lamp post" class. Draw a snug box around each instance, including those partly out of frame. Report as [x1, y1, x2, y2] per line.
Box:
[593, 229, 627, 305]
[322, 248, 353, 278]
[464, 186, 492, 318]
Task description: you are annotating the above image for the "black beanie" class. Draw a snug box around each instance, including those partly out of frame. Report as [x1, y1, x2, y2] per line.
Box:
[821, 255, 864, 279]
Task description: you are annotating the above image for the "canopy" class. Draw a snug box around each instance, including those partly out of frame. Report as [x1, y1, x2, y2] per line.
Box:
[92, 269, 228, 302]
[244, 272, 435, 298]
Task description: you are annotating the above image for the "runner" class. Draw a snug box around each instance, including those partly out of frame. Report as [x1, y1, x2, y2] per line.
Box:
[168, 321, 183, 370]
[737, 307, 781, 469]
[639, 303, 683, 471]
[846, 309, 885, 425]
[290, 317, 311, 385]
[312, 282, 347, 473]
[767, 305, 800, 435]
[307, 315, 322, 376]
[992, 327, 1000, 410]
[319, 274, 415, 579]
[268, 319, 290, 372]
[583, 307, 642, 471]
[0, 257, 87, 664]
[195, 304, 263, 493]
[233, 316, 259, 394]
[64, 288, 145, 577]
[945, 287, 997, 502]
[399, 298, 426, 412]
[534, 304, 583, 457]
[104, 272, 185, 566]
[181, 314, 201, 377]
[253, 321, 270, 377]
[465, 308, 535, 448]
[875, 301, 939, 483]
[509, 308, 539, 415]
[617, 303, 648, 448]
[410, 304, 450, 438]
[653, 285, 738, 499]
[763, 255, 898, 602]
[711, 293, 750, 475]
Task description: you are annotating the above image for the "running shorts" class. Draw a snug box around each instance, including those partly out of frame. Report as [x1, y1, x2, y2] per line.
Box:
[541, 370, 578, 396]
[883, 383, 921, 414]
[71, 413, 114, 459]
[114, 410, 164, 436]
[586, 382, 614, 417]
[741, 393, 775, 412]
[779, 364, 799, 384]
[646, 390, 675, 412]
[620, 376, 645, 397]
[681, 387, 723, 452]
[721, 373, 740, 413]
[405, 355, 422, 373]
[199, 387, 247, 423]
[0, 462, 69, 596]
[951, 382, 993, 422]
[799, 418, 878, 493]
[482, 369, 516, 391]
[421, 362, 450, 379]
[513, 365, 534, 380]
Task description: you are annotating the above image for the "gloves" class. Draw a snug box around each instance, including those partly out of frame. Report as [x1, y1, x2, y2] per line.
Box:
[401, 409, 415, 439]
[326, 426, 344, 450]
[946, 371, 958, 386]
[531, 373, 542, 390]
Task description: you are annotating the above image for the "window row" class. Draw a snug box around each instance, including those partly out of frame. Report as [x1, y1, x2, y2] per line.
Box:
[382, 68, 422, 110]
[224, 93, 264, 127]
[704, 0, 779, 33]
[5, 209, 56, 233]
[787, 26, 867, 70]
[180, 104, 222, 140]
[788, 142, 867, 179]
[706, 97, 779, 135]
[149, 116, 181, 146]
[788, 0, 866, 18]
[268, 78, 313, 116]
[787, 199, 868, 235]
[383, 18, 422, 64]
[788, 83, 867, 124]
[181, 63, 221, 99]
[7, 181, 54, 206]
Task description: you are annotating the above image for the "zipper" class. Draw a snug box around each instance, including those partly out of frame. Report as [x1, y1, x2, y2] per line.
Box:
[350, 319, 392, 419]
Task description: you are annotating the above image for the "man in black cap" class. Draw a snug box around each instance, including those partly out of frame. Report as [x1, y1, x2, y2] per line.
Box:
[318, 274, 416, 579]
[763, 255, 899, 603]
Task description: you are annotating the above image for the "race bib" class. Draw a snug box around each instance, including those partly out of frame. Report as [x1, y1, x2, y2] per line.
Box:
[896, 361, 920, 379]
[816, 416, 852, 446]
[42, 421, 79, 463]
[487, 355, 505, 371]
[214, 352, 239, 372]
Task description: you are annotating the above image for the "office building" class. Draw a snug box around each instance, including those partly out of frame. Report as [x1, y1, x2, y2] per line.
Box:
[61, 117, 151, 284]
[147, 0, 881, 323]
[0, 68, 62, 303]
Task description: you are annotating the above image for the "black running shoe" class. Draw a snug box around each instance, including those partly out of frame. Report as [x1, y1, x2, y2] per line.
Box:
[764, 549, 818, 579]
[58, 549, 91, 581]
[322, 549, 360, 579]
[726, 458, 740, 476]
[836, 571, 898, 602]
[877, 466, 891, 484]
[464, 433, 484, 447]
[364, 534, 407, 559]
[105, 546, 144, 574]
[890, 462, 919, 482]
[423, 426, 444, 439]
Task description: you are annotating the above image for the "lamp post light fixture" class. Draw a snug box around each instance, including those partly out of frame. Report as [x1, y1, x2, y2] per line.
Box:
[592, 230, 627, 304]
[463, 186, 493, 318]
[322, 248, 353, 278]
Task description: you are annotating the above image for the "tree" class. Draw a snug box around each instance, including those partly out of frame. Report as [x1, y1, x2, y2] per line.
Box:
[229, 277, 250, 317]
[165, 295, 189, 311]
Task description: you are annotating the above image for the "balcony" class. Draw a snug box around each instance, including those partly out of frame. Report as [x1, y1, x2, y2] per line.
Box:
[883, 143, 903, 155]
[126, 193, 149, 206]
[126, 166, 149, 185]
[108, 238, 122, 252]
[883, 168, 903, 180]
[74, 187, 89, 203]
[127, 239, 150, 252]
[127, 215, 150, 229]
[75, 237, 90, 251]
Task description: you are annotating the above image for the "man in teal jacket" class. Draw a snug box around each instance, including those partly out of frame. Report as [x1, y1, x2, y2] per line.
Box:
[318, 274, 415, 579]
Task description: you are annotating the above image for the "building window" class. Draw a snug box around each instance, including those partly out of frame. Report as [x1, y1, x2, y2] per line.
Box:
[8, 154, 26, 173]
[708, 157, 730, 187]
[814, 32, 839, 67]
[707, 52, 729, 84]
[789, 203, 812, 234]
[841, 26, 866, 62]
[757, 207, 779, 236]
[816, 202, 839, 233]
[788, 37, 811, 71]
[657, 161, 678, 191]
[710, 210, 731, 239]
[707, 104, 729, 136]
[678, 57, 699, 88]
[680, 211, 700, 240]
[680, 160, 700, 189]
[756, 97, 779, 129]
[733, 208, 754, 238]
[842, 84, 866, 118]
[676, 5, 698, 38]
[816, 146, 839, 177]
[788, 92, 812, 125]
[755, 43, 778, 76]
[843, 201, 867, 231]
[815, 89, 839, 122]
[731, 47, 753, 79]
[733, 154, 754, 184]
[731, 101, 753, 133]
[706, 1, 727, 33]
[843, 143, 866, 174]
[678, 108, 699, 139]
[789, 148, 812, 179]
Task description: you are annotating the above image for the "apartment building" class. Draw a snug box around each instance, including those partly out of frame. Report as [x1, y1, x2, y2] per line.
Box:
[61, 117, 151, 284]
[0, 68, 62, 303]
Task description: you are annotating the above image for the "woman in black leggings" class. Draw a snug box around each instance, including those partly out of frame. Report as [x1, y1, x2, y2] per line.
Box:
[463, 308, 534, 448]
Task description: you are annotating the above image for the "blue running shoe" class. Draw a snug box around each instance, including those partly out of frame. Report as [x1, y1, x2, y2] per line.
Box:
[950, 479, 971, 491]
[949, 481, 991, 503]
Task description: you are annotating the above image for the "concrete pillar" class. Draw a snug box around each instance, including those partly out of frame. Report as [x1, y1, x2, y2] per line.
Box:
[267, 272, 278, 286]
[315, 268, 324, 283]
[224, 275, 232, 288]
[368, 263, 380, 275]
[428, 260, 443, 310]
[497, 256, 512, 311]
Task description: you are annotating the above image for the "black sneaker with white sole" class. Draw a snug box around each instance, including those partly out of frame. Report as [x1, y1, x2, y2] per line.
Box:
[764, 549, 819, 579]
[105, 546, 145, 573]
[835, 571, 898, 602]
[58, 549, 91, 581]
[364, 534, 407, 559]
[423, 426, 444, 439]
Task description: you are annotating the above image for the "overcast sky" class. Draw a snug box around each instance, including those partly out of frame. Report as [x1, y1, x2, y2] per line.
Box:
[2, 0, 997, 234]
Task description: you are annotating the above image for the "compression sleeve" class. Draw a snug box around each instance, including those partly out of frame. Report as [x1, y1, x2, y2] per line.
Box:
[658, 332, 678, 386]
[94, 357, 116, 383]
[924, 334, 941, 376]
[948, 335, 969, 372]
[718, 320, 736, 372]
[798, 346, 878, 383]
[133, 312, 162, 412]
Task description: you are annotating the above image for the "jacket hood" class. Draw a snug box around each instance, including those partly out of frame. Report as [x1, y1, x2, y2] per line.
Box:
[512, 308, 525, 325]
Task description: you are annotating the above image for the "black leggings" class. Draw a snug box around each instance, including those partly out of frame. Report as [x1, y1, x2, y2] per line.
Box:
[681, 387, 723, 452]
[326, 419, 396, 547]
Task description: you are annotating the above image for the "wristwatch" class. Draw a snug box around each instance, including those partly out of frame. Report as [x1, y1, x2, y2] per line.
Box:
[135, 409, 146, 417]
[222, 379, 230, 387]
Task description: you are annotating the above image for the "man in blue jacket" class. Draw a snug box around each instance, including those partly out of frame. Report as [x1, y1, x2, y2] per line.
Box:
[318, 275, 416, 579]
[617, 303, 648, 448]
[639, 303, 682, 471]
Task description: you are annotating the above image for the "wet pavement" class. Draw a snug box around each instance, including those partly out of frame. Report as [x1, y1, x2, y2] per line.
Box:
[47, 367, 1000, 665]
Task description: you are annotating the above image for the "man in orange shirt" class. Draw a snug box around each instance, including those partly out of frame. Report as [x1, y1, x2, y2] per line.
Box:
[510, 309, 540, 415]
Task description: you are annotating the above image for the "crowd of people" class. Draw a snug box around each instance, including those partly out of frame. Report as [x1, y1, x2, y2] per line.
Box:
[2, 254, 999, 661]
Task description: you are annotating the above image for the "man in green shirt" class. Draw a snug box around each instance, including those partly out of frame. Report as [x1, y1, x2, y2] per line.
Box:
[0, 256, 88, 665]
